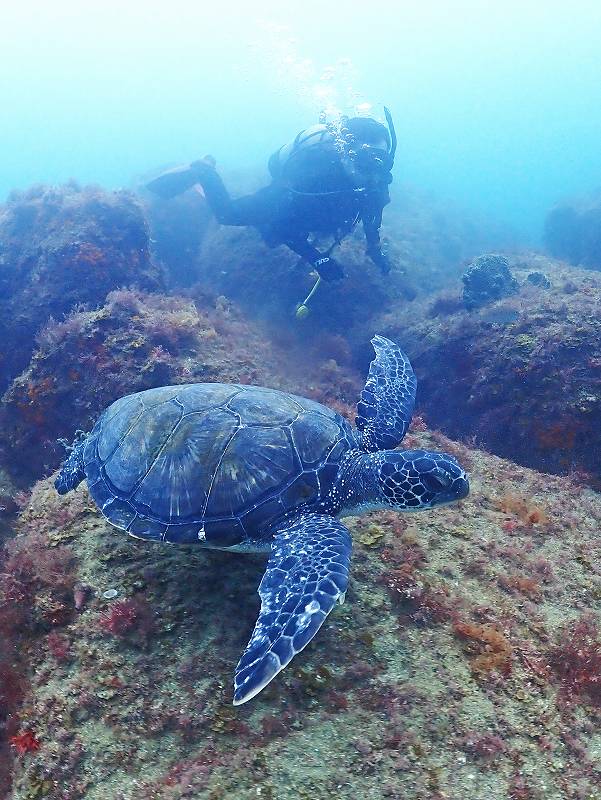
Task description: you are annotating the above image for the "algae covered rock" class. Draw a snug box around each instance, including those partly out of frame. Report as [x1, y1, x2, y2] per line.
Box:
[176, 181, 512, 336]
[5, 434, 601, 800]
[462, 253, 519, 309]
[372, 255, 601, 484]
[0, 290, 285, 484]
[0, 287, 363, 486]
[0, 183, 163, 393]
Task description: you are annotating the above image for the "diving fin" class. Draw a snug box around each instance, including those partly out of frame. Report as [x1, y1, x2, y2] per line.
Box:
[145, 163, 201, 199]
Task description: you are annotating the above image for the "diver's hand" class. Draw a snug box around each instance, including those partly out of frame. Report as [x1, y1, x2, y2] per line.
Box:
[377, 253, 391, 276]
[368, 248, 391, 275]
[313, 255, 345, 281]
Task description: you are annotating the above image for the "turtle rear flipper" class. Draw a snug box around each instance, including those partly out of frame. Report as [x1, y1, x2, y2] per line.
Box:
[233, 514, 352, 706]
[356, 334, 417, 452]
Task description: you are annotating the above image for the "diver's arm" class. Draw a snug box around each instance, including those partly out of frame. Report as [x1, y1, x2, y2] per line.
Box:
[362, 191, 392, 274]
[363, 206, 384, 253]
[284, 236, 322, 264]
[284, 236, 344, 281]
[363, 207, 390, 274]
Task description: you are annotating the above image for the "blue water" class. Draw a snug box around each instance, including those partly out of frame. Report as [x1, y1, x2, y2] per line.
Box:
[2, 1, 601, 240]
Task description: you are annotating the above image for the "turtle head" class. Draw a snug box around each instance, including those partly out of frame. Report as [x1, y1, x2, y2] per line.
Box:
[375, 449, 469, 511]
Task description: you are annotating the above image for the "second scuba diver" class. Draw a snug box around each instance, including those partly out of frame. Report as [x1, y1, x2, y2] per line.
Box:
[146, 109, 398, 284]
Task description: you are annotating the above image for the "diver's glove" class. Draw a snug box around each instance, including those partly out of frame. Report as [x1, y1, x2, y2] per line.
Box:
[313, 255, 345, 281]
[368, 247, 392, 276]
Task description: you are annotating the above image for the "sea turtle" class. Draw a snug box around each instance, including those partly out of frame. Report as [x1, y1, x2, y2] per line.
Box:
[55, 336, 469, 704]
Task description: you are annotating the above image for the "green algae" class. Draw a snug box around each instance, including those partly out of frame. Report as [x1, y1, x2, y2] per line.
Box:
[514, 333, 538, 350]
[357, 523, 386, 547]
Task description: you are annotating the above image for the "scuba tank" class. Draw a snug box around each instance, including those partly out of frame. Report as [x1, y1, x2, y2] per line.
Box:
[268, 124, 338, 184]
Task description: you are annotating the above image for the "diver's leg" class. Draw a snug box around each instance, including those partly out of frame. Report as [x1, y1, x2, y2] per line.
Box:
[192, 162, 279, 227]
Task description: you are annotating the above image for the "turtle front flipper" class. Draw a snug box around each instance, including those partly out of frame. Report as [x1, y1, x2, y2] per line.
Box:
[233, 514, 352, 705]
[55, 435, 88, 495]
[356, 334, 417, 452]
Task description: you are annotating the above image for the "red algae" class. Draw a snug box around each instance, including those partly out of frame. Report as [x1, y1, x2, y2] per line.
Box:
[453, 620, 513, 676]
[46, 631, 71, 662]
[9, 731, 40, 757]
[99, 596, 155, 639]
[494, 493, 551, 527]
[498, 573, 542, 600]
[548, 614, 601, 707]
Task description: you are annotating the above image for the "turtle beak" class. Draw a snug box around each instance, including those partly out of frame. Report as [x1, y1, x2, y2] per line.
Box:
[441, 474, 469, 504]
[454, 476, 470, 501]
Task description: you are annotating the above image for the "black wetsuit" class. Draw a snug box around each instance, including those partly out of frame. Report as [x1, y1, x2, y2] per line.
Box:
[192, 135, 391, 273]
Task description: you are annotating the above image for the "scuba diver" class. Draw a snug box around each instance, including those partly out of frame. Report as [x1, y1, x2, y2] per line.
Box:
[146, 109, 398, 283]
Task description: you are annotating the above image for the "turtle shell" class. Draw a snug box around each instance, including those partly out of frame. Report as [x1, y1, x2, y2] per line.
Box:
[83, 383, 356, 545]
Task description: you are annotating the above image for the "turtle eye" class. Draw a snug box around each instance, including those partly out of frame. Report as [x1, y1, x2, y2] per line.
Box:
[422, 471, 452, 492]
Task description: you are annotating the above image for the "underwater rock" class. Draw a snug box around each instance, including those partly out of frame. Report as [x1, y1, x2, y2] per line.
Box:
[544, 191, 601, 270]
[197, 224, 397, 334]
[526, 270, 551, 289]
[462, 253, 519, 309]
[4, 433, 601, 800]
[146, 173, 512, 339]
[0, 290, 270, 483]
[478, 306, 520, 326]
[0, 289, 362, 485]
[0, 183, 163, 395]
[371, 255, 601, 484]
[0, 289, 270, 481]
[142, 186, 212, 288]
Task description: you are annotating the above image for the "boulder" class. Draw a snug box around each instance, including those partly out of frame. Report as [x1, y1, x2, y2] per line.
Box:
[0, 183, 163, 392]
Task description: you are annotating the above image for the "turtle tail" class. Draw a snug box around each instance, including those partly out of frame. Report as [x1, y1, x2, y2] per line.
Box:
[55, 436, 87, 495]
